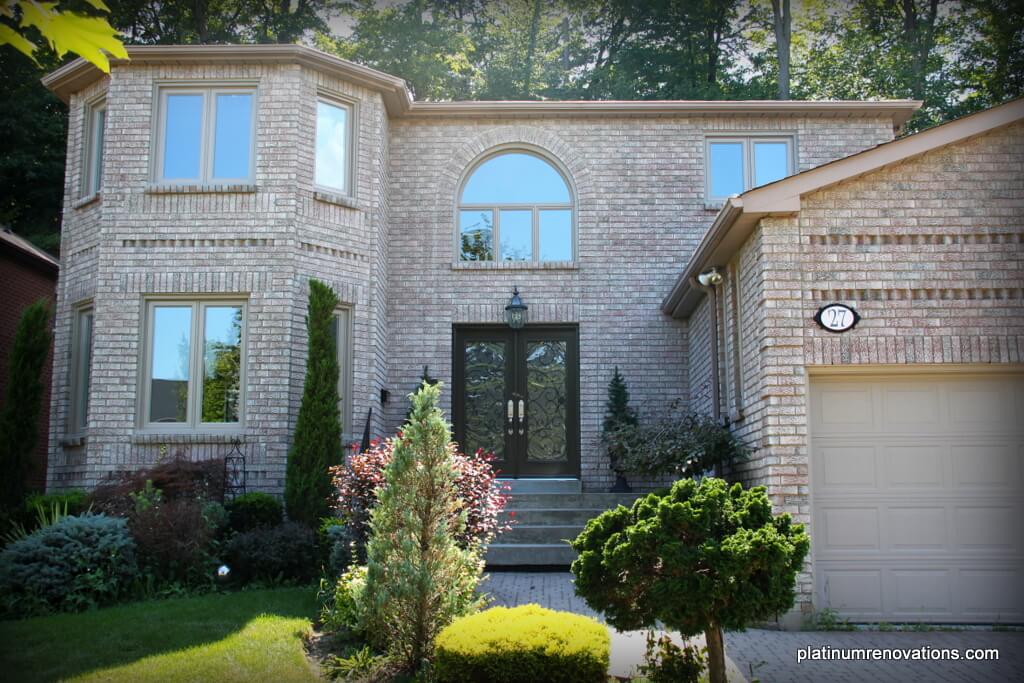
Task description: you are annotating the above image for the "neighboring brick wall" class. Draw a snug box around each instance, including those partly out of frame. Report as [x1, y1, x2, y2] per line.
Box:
[691, 120, 1024, 613]
[0, 247, 57, 491]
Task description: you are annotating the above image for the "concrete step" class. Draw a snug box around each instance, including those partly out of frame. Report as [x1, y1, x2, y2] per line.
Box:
[486, 542, 577, 566]
[499, 507, 608, 525]
[501, 524, 583, 545]
[498, 478, 582, 494]
[503, 492, 643, 510]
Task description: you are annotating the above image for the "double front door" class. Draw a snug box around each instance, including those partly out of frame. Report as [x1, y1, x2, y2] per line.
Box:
[453, 326, 579, 478]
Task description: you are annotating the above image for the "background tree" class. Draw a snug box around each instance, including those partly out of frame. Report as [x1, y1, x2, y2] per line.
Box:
[771, 0, 791, 98]
[362, 382, 483, 673]
[0, 299, 53, 517]
[571, 477, 809, 683]
[285, 279, 342, 528]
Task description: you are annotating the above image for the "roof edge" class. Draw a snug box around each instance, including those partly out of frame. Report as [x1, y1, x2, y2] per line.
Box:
[663, 97, 1024, 319]
[0, 229, 60, 271]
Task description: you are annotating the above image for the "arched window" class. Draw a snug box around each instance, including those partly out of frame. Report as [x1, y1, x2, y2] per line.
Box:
[458, 150, 574, 262]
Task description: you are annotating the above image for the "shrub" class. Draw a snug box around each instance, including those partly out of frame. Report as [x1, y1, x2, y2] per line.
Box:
[285, 279, 343, 527]
[224, 521, 318, 585]
[129, 495, 219, 585]
[331, 438, 509, 551]
[606, 408, 749, 477]
[89, 452, 226, 517]
[225, 492, 283, 533]
[570, 478, 810, 683]
[602, 367, 637, 476]
[435, 605, 610, 683]
[320, 517, 358, 576]
[0, 299, 52, 516]
[0, 513, 139, 616]
[638, 632, 705, 683]
[320, 564, 368, 635]
[362, 383, 484, 671]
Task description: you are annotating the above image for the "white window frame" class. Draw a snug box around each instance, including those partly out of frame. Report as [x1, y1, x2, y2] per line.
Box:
[455, 148, 576, 264]
[314, 93, 357, 198]
[332, 306, 354, 440]
[138, 297, 248, 433]
[705, 135, 795, 202]
[81, 98, 106, 197]
[68, 303, 94, 435]
[152, 84, 258, 185]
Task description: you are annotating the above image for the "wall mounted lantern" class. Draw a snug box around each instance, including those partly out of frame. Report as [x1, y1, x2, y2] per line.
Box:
[505, 286, 528, 329]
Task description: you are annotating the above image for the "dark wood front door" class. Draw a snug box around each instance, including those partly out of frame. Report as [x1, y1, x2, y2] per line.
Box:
[453, 325, 579, 478]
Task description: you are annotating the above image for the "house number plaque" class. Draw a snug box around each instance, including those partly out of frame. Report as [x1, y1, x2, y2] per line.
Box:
[814, 303, 860, 333]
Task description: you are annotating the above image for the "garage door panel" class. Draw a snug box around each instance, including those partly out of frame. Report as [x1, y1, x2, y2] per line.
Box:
[811, 373, 1024, 623]
[819, 507, 880, 551]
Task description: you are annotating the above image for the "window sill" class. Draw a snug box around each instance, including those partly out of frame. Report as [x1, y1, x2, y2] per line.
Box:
[313, 189, 360, 210]
[145, 182, 257, 195]
[131, 431, 246, 445]
[73, 192, 101, 210]
[61, 434, 87, 448]
[452, 260, 578, 271]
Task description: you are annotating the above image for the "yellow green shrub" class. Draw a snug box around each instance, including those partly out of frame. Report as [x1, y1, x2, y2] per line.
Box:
[434, 604, 610, 682]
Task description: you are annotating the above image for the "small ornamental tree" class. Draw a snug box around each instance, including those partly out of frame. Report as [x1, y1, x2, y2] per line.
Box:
[571, 478, 810, 683]
[601, 367, 636, 489]
[0, 299, 52, 516]
[362, 382, 483, 673]
[285, 279, 342, 527]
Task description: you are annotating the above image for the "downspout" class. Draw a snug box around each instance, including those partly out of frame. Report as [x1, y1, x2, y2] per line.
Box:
[690, 276, 721, 423]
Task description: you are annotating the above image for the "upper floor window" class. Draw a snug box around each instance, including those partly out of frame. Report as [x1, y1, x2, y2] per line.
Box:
[706, 136, 793, 202]
[141, 299, 246, 431]
[458, 151, 575, 263]
[315, 98, 353, 195]
[154, 87, 255, 184]
[81, 99, 106, 197]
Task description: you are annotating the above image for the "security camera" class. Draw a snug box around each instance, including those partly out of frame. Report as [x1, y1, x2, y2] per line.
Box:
[697, 267, 723, 287]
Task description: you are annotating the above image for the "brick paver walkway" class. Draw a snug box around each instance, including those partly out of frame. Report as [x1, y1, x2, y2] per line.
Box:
[483, 572, 1024, 683]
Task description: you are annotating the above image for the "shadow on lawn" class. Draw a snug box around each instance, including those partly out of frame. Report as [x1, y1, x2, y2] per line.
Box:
[0, 587, 316, 683]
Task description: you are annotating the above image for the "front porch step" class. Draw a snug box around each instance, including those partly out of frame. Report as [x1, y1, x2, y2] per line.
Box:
[486, 543, 577, 566]
[502, 492, 643, 509]
[499, 508, 609, 525]
[498, 478, 582, 494]
[500, 524, 583, 545]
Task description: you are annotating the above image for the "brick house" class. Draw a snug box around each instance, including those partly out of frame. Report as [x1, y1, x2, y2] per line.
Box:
[41, 45, 1022, 622]
[0, 228, 59, 492]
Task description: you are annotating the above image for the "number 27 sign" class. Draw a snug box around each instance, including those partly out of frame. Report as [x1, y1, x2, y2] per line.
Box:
[813, 303, 860, 333]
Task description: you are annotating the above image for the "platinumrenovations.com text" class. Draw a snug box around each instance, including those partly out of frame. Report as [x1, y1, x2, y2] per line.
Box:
[797, 646, 1000, 663]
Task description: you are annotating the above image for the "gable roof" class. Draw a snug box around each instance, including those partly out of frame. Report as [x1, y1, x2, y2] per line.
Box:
[0, 228, 60, 274]
[662, 97, 1024, 319]
[43, 44, 919, 124]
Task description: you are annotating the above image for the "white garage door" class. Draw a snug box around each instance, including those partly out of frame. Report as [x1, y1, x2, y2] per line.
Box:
[810, 372, 1024, 623]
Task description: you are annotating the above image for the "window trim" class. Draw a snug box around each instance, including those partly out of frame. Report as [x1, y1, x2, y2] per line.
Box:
[137, 296, 248, 434]
[455, 147, 577, 264]
[80, 97, 106, 198]
[332, 306, 354, 441]
[67, 302, 94, 436]
[314, 91, 358, 201]
[704, 134, 796, 202]
[151, 82, 258, 185]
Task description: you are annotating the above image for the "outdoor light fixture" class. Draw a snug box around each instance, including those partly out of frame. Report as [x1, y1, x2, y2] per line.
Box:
[697, 267, 723, 287]
[505, 286, 528, 329]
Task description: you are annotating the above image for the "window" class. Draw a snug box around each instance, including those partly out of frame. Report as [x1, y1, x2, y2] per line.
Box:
[82, 100, 106, 197]
[315, 98, 353, 195]
[155, 87, 255, 184]
[69, 305, 94, 434]
[142, 300, 246, 430]
[330, 307, 353, 437]
[458, 151, 575, 263]
[706, 136, 793, 201]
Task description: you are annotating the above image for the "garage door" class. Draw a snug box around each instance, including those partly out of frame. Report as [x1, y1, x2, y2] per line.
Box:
[810, 372, 1024, 623]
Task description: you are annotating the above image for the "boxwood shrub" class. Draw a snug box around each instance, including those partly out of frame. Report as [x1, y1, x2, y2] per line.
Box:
[435, 604, 609, 683]
[223, 521, 317, 584]
[225, 492, 283, 533]
[0, 513, 139, 616]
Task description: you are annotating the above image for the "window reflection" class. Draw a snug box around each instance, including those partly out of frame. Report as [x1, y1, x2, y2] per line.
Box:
[150, 306, 192, 423]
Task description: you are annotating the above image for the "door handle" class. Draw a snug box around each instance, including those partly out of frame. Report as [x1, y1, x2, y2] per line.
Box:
[507, 399, 514, 435]
[518, 399, 525, 435]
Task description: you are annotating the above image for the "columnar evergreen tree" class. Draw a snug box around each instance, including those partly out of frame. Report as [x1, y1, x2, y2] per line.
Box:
[602, 367, 636, 488]
[0, 299, 52, 514]
[285, 279, 342, 527]
[362, 382, 483, 673]
[571, 478, 810, 683]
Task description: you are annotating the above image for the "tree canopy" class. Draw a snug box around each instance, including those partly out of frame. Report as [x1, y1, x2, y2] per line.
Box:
[2, 0, 1021, 252]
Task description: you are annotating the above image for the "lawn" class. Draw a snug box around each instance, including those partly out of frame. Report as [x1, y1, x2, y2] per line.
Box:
[0, 587, 320, 683]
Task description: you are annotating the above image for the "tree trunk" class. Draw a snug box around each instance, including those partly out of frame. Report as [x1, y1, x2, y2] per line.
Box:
[523, 0, 543, 97]
[705, 621, 727, 683]
[772, 0, 792, 99]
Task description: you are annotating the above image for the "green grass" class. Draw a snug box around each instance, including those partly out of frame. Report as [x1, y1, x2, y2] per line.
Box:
[0, 587, 320, 682]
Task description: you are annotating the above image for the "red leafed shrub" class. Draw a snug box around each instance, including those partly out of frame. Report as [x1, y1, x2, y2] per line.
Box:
[330, 437, 511, 549]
